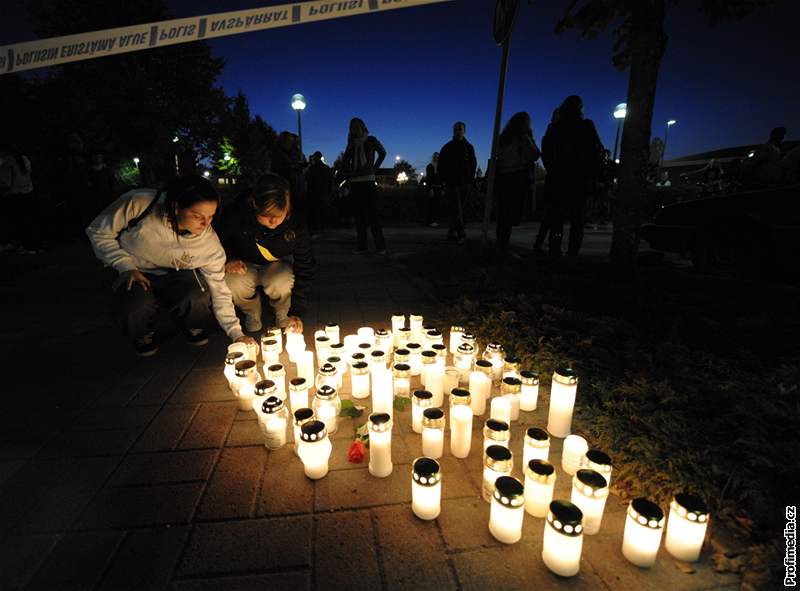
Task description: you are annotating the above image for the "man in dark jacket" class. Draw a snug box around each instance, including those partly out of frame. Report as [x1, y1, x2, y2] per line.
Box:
[424, 152, 442, 226]
[438, 122, 477, 243]
[215, 174, 314, 333]
[305, 151, 332, 236]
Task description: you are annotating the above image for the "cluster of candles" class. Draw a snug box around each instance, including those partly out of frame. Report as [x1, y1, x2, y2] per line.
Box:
[222, 317, 710, 576]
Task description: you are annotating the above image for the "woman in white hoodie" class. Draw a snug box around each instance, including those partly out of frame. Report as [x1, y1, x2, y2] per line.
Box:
[86, 175, 255, 357]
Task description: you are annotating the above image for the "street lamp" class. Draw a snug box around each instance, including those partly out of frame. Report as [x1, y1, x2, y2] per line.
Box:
[662, 119, 677, 166]
[612, 103, 627, 163]
[291, 93, 306, 155]
[396, 171, 408, 185]
[395, 155, 401, 162]
[133, 157, 140, 167]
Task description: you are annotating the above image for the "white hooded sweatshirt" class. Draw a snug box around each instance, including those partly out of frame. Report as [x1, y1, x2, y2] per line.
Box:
[86, 189, 243, 341]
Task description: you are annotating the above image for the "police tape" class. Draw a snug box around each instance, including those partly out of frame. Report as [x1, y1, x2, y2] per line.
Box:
[1, 0, 450, 75]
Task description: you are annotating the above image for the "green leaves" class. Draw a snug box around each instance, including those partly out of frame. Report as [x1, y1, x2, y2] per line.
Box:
[339, 399, 366, 418]
[393, 396, 411, 411]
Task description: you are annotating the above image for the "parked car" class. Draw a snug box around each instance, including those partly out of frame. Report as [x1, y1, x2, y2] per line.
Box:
[640, 184, 800, 277]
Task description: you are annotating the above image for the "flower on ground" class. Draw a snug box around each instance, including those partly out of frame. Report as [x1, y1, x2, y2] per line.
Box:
[348, 439, 366, 463]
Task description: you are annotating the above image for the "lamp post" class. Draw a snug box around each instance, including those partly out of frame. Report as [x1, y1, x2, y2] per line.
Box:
[612, 103, 626, 163]
[291, 93, 306, 155]
[662, 119, 676, 167]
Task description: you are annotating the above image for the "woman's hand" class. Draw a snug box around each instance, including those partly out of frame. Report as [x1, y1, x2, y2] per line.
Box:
[114, 269, 151, 291]
[225, 259, 248, 275]
[235, 335, 257, 346]
[285, 316, 304, 334]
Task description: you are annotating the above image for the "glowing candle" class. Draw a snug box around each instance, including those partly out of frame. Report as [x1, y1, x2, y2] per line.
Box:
[424, 328, 443, 350]
[449, 389, 473, 459]
[357, 326, 375, 347]
[369, 350, 387, 373]
[420, 350, 437, 387]
[315, 363, 338, 393]
[474, 359, 494, 385]
[391, 314, 405, 347]
[252, 379, 276, 417]
[368, 412, 393, 478]
[488, 476, 525, 544]
[266, 364, 286, 400]
[411, 457, 441, 520]
[482, 444, 513, 502]
[285, 332, 305, 363]
[314, 335, 331, 365]
[561, 435, 588, 476]
[375, 328, 392, 354]
[542, 500, 584, 577]
[244, 340, 259, 363]
[357, 342, 372, 359]
[224, 351, 245, 391]
[461, 332, 477, 353]
[312, 385, 341, 434]
[392, 363, 411, 397]
[502, 355, 521, 380]
[454, 343, 476, 385]
[233, 360, 260, 411]
[449, 325, 464, 354]
[372, 367, 393, 416]
[260, 337, 280, 367]
[324, 321, 340, 344]
[482, 342, 505, 383]
[623, 498, 665, 568]
[570, 469, 609, 535]
[581, 449, 613, 486]
[395, 327, 412, 349]
[328, 342, 345, 367]
[411, 390, 433, 433]
[298, 420, 332, 479]
[265, 326, 283, 353]
[443, 367, 460, 399]
[288, 377, 309, 415]
[490, 396, 511, 425]
[349, 351, 366, 371]
[259, 395, 289, 450]
[426, 363, 445, 407]
[406, 342, 422, 376]
[500, 376, 522, 421]
[665, 493, 709, 563]
[343, 334, 359, 357]
[350, 361, 370, 399]
[519, 370, 540, 412]
[409, 313, 423, 343]
[293, 407, 314, 454]
[523, 427, 550, 467]
[325, 356, 345, 389]
[468, 371, 490, 416]
[432, 343, 447, 367]
[483, 418, 510, 452]
[547, 366, 578, 438]
[524, 459, 556, 518]
[393, 348, 409, 366]
[421, 408, 445, 458]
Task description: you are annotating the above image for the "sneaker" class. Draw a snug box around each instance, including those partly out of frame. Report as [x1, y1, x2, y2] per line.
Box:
[184, 328, 209, 346]
[243, 315, 262, 333]
[134, 333, 158, 357]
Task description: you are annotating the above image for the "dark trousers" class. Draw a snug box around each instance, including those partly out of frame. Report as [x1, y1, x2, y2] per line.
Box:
[425, 186, 442, 225]
[351, 181, 385, 251]
[113, 270, 212, 340]
[495, 170, 530, 253]
[550, 196, 588, 255]
[445, 184, 468, 239]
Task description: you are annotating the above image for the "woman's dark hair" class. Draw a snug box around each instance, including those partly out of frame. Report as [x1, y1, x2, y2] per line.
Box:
[160, 175, 219, 235]
[0, 144, 30, 174]
[559, 95, 584, 121]
[249, 173, 291, 216]
[348, 117, 368, 142]
[499, 112, 531, 147]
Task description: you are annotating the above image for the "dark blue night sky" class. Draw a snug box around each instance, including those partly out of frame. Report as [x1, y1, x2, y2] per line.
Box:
[4, 0, 799, 171]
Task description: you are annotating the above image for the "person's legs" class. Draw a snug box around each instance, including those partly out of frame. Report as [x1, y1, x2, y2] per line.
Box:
[114, 277, 159, 340]
[351, 182, 368, 251]
[362, 182, 386, 251]
[154, 270, 212, 334]
[445, 184, 458, 240]
[567, 196, 587, 256]
[225, 265, 263, 331]
[256, 262, 295, 328]
[453, 185, 466, 241]
[548, 194, 565, 256]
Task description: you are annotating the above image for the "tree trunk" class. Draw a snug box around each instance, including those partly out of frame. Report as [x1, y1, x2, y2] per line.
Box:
[610, 0, 667, 273]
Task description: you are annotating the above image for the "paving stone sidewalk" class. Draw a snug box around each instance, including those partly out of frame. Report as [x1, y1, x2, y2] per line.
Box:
[0, 226, 739, 590]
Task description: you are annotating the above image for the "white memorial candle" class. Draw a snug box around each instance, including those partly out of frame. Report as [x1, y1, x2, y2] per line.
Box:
[396, 327, 412, 349]
[266, 364, 286, 400]
[391, 314, 405, 347]
[285, 332, 305, 363]
[409, 313, 423, 343]
[468, 371, 490, 416]
[252, 379, 277, 417]
[483, 418, 510, 452]
[421, 408, 445, 458]
[392, 363, 411, 397]
[454, 343, 476, 385]
[369, 350, 387, 373]
[411, 457, 441, 520]
[547, 367, 579, 438]
[524, 459, 556, 518]
[296, 350, 315, 386]
[519, 370, 540, 411]
[432, 343, 447, 367]
[570, 469, 609, 535]
[482, 342, 505, 383]
[260, 337, 281, 367]
[502, 355, 521, 380]
[314, 335, 331, 366]
[522, 427, 550, 467]
[443, 367, 460, 399]
[298, 420, 332, 479]
[288, 377, 309, 415]
[375, 328, 392, 354]
[488, 476, 525, 544]
[490, 396, 511, 425]
[372, 367, 394, 416]
[224, 351, 245, 391]
[500, 376, 522, 421]
[420, 350, 437, 387]
[357, 326, 375, 347]
[259, 395, 289, 450]
[449, 325, 464, 354]
[293, 407, 314, 454]
[426, 363, 445, 407]
[406, 342, 422, 376]
[233, 360, 260, 411]
[424, 328, 443, 350]
[581, 449, 613, 486]
[623, 498, 665, 568]
[665, 493, 709, 563]
[343, 334, 359, 356]
[562, 435, 588, 476]
[542, 501, 584, 577]
[350, 361, 371, 399]
[312, 385, 341, 434]
[265, 327, 283, 353]
[315, 363, 338, 392]
[449, 389, 473, 458]
[482, 444, 513, 502]
[324, 321, 340, 344]
[357, 342, 373, 360]
[368, 413, 393, 477]
[411, 390, 433, 433]
[325, 356, 345, 390]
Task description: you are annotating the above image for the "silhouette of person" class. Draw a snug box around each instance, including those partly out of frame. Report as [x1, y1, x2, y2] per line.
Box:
[305, 151, 332, 237]
[542, 96, 604, 256]
[438, 121, 477, 244]
[424, 152, 442, 227]
[534, 108, 561, 253]
[0, 143, 40, 252]
[342, 117, 387, 254]
[272, 131, 307, 216]
[494, 112, 540, 256]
